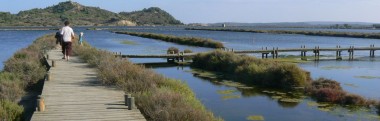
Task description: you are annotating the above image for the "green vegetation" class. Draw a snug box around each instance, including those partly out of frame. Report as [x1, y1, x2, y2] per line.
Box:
[167, 47, 179, 54]
[115, 31, 224, 48]
[354, 76, 380, 79]
[186, 28, 380, 39]
[192, 50, 310, 90]
[0, 1, 182, 26]
[120, 40, 138, 45]
[119, 7, 182, 25]
[246, 115, 265, 121]
[73, 39, 221, 120]
[0, 35, 55, 120]
[0, 100, 23, 121]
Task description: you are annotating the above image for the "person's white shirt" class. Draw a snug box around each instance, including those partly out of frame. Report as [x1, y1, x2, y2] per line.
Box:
[60, 26, 75, 42]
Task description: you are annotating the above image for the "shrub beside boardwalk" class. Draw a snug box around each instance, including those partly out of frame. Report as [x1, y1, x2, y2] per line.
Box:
[1, 35, 55, 120]
[73, 40, 221, 120]
[115, 31, 224, 48]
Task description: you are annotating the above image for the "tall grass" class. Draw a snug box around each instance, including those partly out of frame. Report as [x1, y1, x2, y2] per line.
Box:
[186, 28, 380, 39]
[73, 40, 221, 121]
[115, 31, 224, 48]
[0, 34, 56, 120]
[192, 50, 311, 90]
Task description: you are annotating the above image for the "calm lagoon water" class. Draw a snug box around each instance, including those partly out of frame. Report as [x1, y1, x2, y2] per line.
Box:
[1, 27, 380, 120]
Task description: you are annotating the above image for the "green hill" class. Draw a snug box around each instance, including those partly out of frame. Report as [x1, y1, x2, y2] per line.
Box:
[119, 7, 182, 26]
[0, 1, 182, 26]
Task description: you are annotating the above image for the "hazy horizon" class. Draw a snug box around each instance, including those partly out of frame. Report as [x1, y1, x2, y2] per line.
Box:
[1, 0, 380, 24]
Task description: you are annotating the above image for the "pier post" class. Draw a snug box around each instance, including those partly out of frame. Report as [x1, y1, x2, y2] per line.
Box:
[352, 46, 355, 60]
[37, 95, 45, 112]
[301, 45, 304, 57]
[276, 47, 279, 58]
[46, 54, 49, 60]
[52, 60, 56, 67]
[46, 72, 51, 81]
[262, 53, 264, 59]
[124, 94, 131, 106]
[128, 97, 135, 110]
[314, 46, 317, 61]
[272, 47, 275, 59]
[317, 46, 320, 61]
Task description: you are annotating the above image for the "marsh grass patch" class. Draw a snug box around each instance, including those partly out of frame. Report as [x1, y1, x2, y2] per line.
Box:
[354, 76, 380, 80]
[246, 115, 265, 121]
[321, 66, 352, 70]
[120, 40, 138, 45]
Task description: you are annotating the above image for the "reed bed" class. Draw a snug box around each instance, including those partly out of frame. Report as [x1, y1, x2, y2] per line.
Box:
[115, 31, 224, 48]
[186, 28, 380, 39]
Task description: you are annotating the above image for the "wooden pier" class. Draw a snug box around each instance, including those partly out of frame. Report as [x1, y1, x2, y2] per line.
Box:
[121, 45, 378, 62]
[31, 49, 146, 121]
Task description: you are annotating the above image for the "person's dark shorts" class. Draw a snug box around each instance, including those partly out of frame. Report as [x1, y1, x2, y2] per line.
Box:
[62, 42, 72, 56]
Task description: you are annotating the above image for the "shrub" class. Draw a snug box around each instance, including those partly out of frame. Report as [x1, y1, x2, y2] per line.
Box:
[307, 78, 370, 105]
[0, 72, 24, 102]
[0, 100, 23, 121]
[167, 47, 179, 54]
[183, 49, 193, 53]
[192, 50, 310, 90]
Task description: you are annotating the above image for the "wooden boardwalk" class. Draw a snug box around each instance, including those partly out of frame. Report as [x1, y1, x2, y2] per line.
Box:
[121, 45, 379, 61]
[31, 49, 146, 121]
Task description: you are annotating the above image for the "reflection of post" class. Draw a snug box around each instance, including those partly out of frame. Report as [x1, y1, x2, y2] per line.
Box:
[79, 32, 84, 46]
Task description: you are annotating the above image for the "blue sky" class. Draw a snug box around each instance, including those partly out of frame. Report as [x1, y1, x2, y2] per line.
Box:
[1, 0, 379, 24]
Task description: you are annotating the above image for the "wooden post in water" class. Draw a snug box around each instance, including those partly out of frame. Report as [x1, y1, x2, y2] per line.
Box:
[301, 45, 304, 57]
[37, 95, 45, 112]
[275, 47, 279, 58]
[52, 60, 56, 67]
[272, 47, 275, 59]
[370, 44, 375, 58]
[317, 46, 320, 61]
[314, 46, 317, 61]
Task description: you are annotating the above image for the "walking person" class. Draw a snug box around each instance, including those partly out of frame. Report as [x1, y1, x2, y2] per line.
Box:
[60, 21, 75, 61]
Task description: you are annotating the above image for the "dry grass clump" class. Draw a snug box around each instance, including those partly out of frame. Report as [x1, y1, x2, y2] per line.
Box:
[115, 31, 224, 48]
[0, 34, 56, 120]
[307, 78, 370, 106]
[73, 41, 221, 121]
[192, 50, 310, 90]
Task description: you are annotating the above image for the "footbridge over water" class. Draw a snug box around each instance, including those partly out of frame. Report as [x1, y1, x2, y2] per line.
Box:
[117, 45, 379, 62]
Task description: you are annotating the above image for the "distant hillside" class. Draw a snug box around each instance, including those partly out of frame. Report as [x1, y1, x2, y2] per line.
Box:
[0, 1, 182, 26]
[119, 7, 182, 26]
